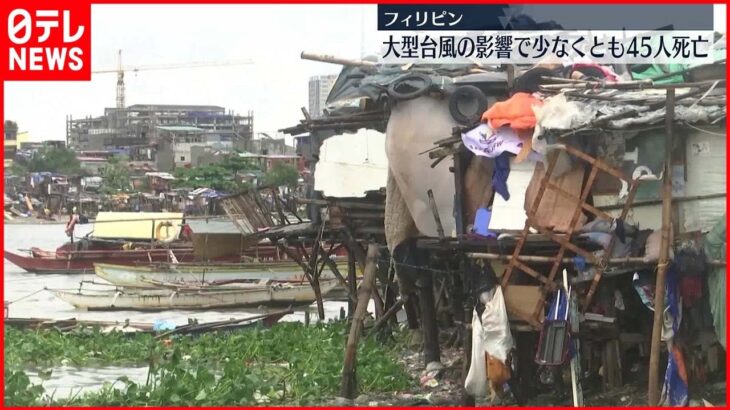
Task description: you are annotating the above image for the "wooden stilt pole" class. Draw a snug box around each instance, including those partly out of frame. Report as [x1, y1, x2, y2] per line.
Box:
[309, 224, 326, 320]
[347, 251, 357, 318]
[340, 243, 379, 400]
[404, 295, 420, 329]
[648, 88, 675, 406]
[418, 271, 441, 365]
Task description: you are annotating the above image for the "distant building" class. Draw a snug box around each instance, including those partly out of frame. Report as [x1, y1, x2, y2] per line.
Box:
[66, 104, 254, 170]
[251, 136, 296, 156]
[308, 75, 337, 118]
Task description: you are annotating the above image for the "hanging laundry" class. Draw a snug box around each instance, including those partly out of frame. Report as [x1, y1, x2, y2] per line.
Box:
[661, 344, 689, 406]
[473, 207, 496, 238]
[632, 272, 656, 310]
[492, 152, 512, 201]
[679, 276, 703, 308]
[660, 263, 688, 407]
[482, 92, 543, 131]
[461, 124, 524, 158]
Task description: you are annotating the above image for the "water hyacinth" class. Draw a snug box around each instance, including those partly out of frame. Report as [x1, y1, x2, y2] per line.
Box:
[5, 321, 414, 406]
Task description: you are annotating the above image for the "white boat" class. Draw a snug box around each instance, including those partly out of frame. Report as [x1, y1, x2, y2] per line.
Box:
[49, 280, 340, 311]
[94, 262, 340, 289]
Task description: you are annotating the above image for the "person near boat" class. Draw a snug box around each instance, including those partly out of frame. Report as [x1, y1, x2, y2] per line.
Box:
[65, 207, 80, 240]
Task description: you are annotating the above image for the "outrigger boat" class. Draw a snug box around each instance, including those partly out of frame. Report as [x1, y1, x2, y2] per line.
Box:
[48, 280, 340, 311]
[4, 212, 293, 274]
[94, 262, 340, 288]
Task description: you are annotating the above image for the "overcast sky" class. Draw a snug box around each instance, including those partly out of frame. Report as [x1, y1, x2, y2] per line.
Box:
[4, 4, 726, 144]
[4, 4, 379, 144]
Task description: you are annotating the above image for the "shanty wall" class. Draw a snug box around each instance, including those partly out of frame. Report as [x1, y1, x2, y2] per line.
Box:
[680, 126, 726, 232]
[593, 126, 726, 233]
[314, 130, 388, 198]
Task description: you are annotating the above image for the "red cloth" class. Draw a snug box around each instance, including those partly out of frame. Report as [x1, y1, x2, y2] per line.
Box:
[482, 92, 542, 131]
[571, 62, 620, 82]
[679, 276, 702, 307]
[180, 224, 193, 241]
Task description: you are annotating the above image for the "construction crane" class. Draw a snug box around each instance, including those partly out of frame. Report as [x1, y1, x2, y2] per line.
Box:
[91, 49, 254, 109]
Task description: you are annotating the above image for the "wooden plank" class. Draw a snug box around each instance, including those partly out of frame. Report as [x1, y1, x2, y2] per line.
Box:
[546, 181, 613, 220]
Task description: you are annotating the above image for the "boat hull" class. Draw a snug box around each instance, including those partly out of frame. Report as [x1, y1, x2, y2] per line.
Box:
[94, 262, 334, 288]
[5, 245, 300, 275]
[50, 281, 338, 311]
[4, 248, 203, 275]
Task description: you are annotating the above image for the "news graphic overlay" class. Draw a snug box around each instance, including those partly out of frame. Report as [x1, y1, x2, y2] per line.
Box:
[376, 5, 717, 65]
[2, 1, 91, 80]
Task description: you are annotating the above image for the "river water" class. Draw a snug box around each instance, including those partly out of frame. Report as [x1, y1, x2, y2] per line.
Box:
[4, 223, 365, 399]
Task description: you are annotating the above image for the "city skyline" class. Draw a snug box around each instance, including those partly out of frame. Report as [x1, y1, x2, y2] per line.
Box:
[4, 4, 378, 145]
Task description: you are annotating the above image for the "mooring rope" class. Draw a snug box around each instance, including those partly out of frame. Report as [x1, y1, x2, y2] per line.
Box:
[6, 288, 46, 305]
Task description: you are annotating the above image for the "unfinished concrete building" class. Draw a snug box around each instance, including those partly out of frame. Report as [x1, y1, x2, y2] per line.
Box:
[66, 104, 254, 171]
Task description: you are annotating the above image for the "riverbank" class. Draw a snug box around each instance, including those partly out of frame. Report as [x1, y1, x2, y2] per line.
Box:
[5, 322, 726, 407]
[4, 216, 66, 225]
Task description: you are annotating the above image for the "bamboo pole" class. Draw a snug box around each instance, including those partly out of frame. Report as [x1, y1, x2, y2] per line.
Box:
[300, 51, 377, 68]
[427, 189, 445, 240]
[340, 243, 379, 400]
[648, 88, 675, 406]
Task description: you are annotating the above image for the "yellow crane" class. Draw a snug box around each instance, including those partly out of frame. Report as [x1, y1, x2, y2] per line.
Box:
[92, 50, 254, 109]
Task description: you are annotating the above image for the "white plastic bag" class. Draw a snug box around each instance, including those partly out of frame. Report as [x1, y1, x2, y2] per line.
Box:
[481, 287, 515, 364]
[464, 287, 515, 397]
[464, 308, 489, 397]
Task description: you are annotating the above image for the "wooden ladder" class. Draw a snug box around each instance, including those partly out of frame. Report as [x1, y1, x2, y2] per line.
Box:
[500, 144, 640, 327]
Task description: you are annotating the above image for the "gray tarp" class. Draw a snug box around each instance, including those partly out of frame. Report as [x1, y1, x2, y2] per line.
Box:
[704, 215, 726, 349]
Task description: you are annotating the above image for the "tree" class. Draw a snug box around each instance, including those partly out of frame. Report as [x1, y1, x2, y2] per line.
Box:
[4, 120, 18, 140]
[99, 155, 131, 194]
[221, 153, 260, 174]
[173, 164, 247, 193]
[172, 152, 260, 193]
[26, 145, 81, 174]
[264, 162, 299, 188]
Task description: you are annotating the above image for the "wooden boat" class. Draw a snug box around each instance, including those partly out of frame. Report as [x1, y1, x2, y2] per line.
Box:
[49, 280, 339, 311]
[4, 309, 291, 334]
[4, 242, 301, 275]
[4, 211, 294, 274]
[4, 247, 203, 275]
[94, 262, 338, 288]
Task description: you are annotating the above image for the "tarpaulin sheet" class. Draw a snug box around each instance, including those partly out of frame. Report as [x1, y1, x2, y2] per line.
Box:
[704, 215, 726, 349]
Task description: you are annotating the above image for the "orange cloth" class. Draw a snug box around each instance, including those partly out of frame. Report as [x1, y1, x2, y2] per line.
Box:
[482, 92, 542, 131]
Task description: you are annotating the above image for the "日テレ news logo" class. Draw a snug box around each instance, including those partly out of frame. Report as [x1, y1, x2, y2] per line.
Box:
[2, 1, 90, 80]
